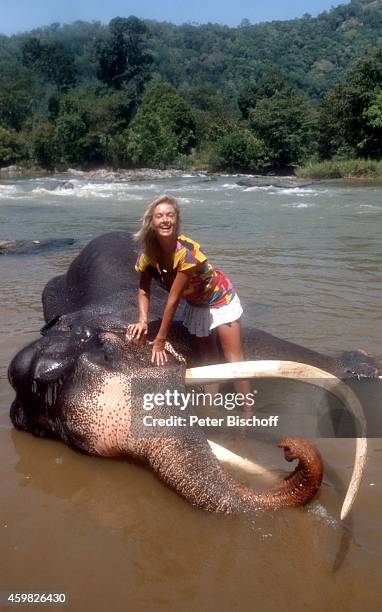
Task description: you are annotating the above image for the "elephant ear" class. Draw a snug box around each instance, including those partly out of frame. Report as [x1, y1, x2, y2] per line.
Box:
[185, 360, 368, 520]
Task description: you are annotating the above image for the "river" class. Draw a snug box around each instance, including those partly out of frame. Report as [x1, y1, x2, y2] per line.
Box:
[0, 172, 381, 611]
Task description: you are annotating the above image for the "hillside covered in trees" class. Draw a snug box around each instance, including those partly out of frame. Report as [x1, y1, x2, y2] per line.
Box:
[1, 0, 382, 174]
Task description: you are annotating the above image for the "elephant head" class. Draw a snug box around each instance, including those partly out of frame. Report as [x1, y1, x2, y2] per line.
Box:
[9, 320, 366, 519]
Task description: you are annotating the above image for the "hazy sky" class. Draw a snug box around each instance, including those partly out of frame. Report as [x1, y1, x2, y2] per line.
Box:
[0, 0, 347, 36]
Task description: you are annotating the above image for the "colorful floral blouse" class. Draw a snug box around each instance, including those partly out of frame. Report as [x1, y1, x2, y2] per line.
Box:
[135, 234, 236, 308]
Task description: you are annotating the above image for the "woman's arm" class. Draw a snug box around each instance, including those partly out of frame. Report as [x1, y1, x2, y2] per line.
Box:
[127, 271, 152, 340]
[138, 270, 151, 323]
[151, 269, 191, 365]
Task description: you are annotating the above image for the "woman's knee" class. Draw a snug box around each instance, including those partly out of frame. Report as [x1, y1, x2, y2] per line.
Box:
[217, 321, 245, 362]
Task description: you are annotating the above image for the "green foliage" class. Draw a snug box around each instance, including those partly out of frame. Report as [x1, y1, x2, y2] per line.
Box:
[27, 121, 56, 169]
[248, 86, 318, 168]
[1, 3, 382, 171]
[0, 126, 20, 166]
[363, 89, 382, 128]
[318, 48, 382, 159]
[238, 74, 288, 119]
[147, 0, 382, 99]
[296, 157, 382, 178]
[22, 38, 42, 67]
[186, 85, 236, 144]
[126, 84, 196, 166]
[53, 112, 88, 165]
[96, 16, 152, 94]
[187, 85, 227, 113]
[36, 87, 137, 167]
[214, 129, 270, 172]
[175, 143, 221, 171]
[0, 62, 34, 130]
[22, 37, 76, 91]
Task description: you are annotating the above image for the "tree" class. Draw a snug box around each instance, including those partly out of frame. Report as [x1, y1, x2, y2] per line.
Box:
[53, 113, 88, 165]
[318, 48, 382, 158]
[238, 74, 289, 119]
[318, 85, 360, 158]
[215, 129, 270, 172]
[22, 37, 76, 91]
[27, 122, 56, 169]
[55, 87, 136, 166]
[126, 84, 196, 166]
[239, 18, 252, 28]
[22, 38, 43, 67]
[363, 89, 382, 129]
[0, 126, 20, 166]
[248, 88, 317, 167]
[96, 16, 152, 94]
[0, 62, 34, 130]
[186, 85, 235, 144]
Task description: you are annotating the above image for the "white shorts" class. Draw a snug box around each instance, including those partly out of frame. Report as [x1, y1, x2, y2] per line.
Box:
[182, 294, 243, 338]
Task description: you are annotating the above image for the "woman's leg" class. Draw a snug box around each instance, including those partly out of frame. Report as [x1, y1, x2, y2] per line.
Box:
[195, 333, 220, 396]
[216, 319, 253, 412]
[216, 319, 245, 362]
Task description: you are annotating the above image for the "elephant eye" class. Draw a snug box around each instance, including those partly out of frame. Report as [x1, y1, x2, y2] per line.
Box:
[103, 350, 112, 362]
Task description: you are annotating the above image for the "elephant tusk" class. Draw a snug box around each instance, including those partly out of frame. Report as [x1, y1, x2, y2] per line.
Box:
[207, 440, 268, 475]
[186, 360, 367, 520]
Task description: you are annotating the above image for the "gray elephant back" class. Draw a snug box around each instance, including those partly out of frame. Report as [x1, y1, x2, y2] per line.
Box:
[42, 231, 167, 325]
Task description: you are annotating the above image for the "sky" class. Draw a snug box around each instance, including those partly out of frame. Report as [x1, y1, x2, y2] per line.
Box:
[0, 0, 348, 36]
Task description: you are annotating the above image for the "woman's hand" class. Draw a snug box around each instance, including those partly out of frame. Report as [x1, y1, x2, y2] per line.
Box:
[127, 321, 148, 342]
[151, 337, 168, 365]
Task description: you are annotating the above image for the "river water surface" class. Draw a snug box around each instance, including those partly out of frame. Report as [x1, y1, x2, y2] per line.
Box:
[0, 172, 381, 611]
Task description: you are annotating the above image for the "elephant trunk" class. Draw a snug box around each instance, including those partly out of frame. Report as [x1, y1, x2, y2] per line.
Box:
[138, 435, 323, 513]
[247, 437, 323, 510]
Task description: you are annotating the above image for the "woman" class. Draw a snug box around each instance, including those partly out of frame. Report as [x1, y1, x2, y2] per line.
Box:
[128, 195, 247, 375]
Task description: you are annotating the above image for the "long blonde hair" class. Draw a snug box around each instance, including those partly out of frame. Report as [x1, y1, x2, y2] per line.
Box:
[134, 195, 181, 261]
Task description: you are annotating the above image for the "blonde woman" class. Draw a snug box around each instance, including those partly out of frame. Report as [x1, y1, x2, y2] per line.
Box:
[128, 195, 247, 377]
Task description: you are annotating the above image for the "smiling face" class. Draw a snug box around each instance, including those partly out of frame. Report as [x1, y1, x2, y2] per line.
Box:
[151, 202, 178, 240]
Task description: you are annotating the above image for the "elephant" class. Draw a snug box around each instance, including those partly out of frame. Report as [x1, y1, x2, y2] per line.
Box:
[8, 232, 378, 517]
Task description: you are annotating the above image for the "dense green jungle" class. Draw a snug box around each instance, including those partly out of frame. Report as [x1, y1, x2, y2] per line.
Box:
[1, 0, 382, 176]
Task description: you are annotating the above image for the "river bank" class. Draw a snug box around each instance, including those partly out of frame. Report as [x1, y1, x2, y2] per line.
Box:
[0, 167, 317, 192]
[2, 159, 382, 184]
[0, 165, 204, 180]
[0, 165, 309, 189]
[296, 158, 382, 179]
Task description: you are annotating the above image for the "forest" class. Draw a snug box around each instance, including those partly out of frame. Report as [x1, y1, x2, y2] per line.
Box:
[1, 0, 382, 175]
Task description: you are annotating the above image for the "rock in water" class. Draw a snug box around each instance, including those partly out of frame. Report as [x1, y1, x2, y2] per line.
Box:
[0, 239, 76, 255]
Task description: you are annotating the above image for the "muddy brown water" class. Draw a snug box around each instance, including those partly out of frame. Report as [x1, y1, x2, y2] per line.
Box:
[0, 174, 381, 611]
